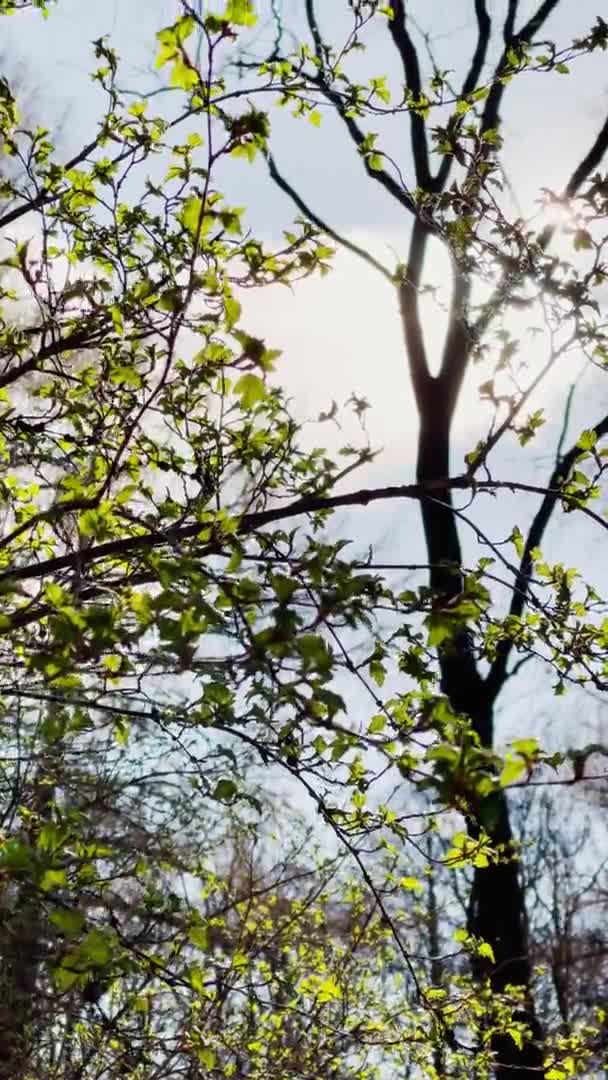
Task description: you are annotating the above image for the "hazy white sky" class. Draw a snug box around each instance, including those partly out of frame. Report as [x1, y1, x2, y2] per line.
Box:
[5, 0, 608, 749]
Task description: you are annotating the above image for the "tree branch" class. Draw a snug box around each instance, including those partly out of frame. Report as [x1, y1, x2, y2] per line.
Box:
[0, 136, 101, 232]
[434, 0, 492, 193]
[476, 105, 608, 340]
[0, 319, 109, 391]
[462, 1, 492, 97]
[265, 152, 394, 283]
[480, 0, 561, 138]
[299, 0, 420, 217]
[519, 0, 561, 40]
[387, 0, 432, 190]
[565, 110, 608, 199]
[438, 267, 471, 422]
[0, 101, 212, 233]
[486, 410, 608, 700]
[503, 1, 519, 45]
[1, 473, 604, 593]
[399, 217, 433, 407]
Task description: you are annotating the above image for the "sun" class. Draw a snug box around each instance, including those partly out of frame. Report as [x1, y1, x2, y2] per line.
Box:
[535, 190, 577, 233]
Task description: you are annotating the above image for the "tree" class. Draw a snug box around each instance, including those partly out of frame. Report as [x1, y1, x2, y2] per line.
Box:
[0, 1, 607, 1077]
[239, 2, 608, 1073]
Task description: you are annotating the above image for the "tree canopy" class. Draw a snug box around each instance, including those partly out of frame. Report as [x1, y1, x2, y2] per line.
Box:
[0, 1, 608, 1077]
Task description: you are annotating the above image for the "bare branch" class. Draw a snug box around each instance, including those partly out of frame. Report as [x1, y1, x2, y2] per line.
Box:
[399, 218, 433, 405]
[503, 1, 519, 45]
[565, 111, 608, 199]
[438, 268, 471, 422]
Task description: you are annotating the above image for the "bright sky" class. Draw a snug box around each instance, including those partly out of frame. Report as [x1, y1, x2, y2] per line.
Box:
[5, 0, 608, 753]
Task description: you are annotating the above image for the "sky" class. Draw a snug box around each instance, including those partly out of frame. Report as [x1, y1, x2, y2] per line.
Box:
[4, 0, 608, 758]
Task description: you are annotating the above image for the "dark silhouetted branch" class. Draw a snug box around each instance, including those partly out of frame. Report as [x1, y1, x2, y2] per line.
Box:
[265, 152, 394, 283]
[1, 472, 606, 592]
[388, 0, 432, 190]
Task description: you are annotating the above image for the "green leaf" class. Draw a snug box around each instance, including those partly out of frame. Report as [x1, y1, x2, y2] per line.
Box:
[368, 714, 386, 734]
[224, 294, 241, 328]
[317, 975, 342, 1002]
[81, 928, 115, 966]
[399, 876, 423, 893]
[511, 738, 539, 757]
[40, 868, 68, 892]
[179, 195, 203, 235]
[234, 373, 266, 409]
[0, 838, 34, 871]
[369, 659, 386, 686]
[49, 907, 86, 937]
[170, 57, 199, 90]
[499, 755, 526, 787]
[477, 941, 495, 962]
[199, 1047, 217, 1069]
[511, 525, 524, 557]
[109, 304, 124, 335]
[155, 15, 195, 68]
[426, 612, 456, 647]
[158, 288, 183, 313]
[297, 633, 332, 672]
[225, 0, 257, 26]
[189, 924, 209, 950]
[189, 964, 206, 992]
[213, 778, 238, 802]
[577, 428, 597, 450]
[45, 582, 67, 608]
[573, 228, 593, 250]
[113, 717, 129, 745]
[53, 965, 81, 991]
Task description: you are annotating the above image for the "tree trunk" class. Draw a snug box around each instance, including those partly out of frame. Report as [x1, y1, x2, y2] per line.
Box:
[417, 419, 543, 1077]
[0, 886, 40, 1079]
